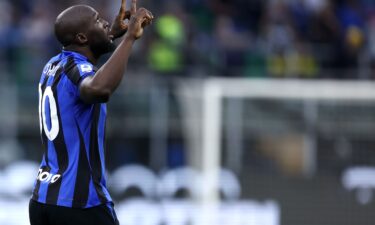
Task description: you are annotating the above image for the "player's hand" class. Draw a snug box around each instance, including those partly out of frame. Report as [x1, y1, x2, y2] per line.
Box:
[127, 5, 154, 40]
[109, 0, 131, 39]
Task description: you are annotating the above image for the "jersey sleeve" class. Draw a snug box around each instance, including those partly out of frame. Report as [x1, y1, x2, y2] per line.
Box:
[64, 60, 96, 98]
[66, 61, 96, 86]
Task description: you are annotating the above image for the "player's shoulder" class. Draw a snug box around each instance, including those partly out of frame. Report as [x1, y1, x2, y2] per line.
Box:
[75, 61, 95, 76]
[65, 51, 96, 75]
[62, 52, 96, 85]
[42, 54, 62, 75]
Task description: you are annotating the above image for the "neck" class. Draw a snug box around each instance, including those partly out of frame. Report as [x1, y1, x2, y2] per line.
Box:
[63, 45, 98, 65]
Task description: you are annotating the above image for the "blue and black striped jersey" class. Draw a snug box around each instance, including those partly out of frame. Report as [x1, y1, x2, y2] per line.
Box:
[32, 50, 112, 208]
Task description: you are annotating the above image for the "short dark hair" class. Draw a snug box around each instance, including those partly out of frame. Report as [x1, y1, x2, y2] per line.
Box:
[54, 5, 95, 47]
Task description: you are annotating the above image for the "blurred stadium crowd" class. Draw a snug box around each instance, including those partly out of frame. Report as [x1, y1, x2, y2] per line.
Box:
[1, 0, 375, 83]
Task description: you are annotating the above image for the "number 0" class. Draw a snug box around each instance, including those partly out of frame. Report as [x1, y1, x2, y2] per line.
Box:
[39, 84, 59, 141]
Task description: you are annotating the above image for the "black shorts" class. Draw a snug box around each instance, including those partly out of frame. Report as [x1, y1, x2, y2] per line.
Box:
[29, 199, 119, 225]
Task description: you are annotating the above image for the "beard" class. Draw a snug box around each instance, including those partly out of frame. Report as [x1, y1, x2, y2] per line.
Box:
[90, 36, 116, 57]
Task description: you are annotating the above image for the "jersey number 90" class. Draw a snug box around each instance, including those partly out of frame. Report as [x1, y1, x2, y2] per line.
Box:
[39, 84, 59, 141]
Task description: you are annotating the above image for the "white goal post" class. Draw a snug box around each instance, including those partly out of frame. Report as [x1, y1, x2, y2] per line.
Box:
[178, 78, 375, 224]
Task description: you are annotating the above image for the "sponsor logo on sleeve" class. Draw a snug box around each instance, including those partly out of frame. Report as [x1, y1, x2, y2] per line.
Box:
[79, 64, 93, 73]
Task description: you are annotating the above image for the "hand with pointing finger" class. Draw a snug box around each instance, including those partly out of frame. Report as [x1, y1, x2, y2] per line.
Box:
[109, 0, 131, 39]
[127, 6, 154, 39]
[110, 0, 154, 40]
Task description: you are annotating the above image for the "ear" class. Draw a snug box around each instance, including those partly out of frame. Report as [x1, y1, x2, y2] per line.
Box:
[75, 33, 88, 45]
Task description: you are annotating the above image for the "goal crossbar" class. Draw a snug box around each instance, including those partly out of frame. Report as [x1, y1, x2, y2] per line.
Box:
[206, 78, 375, 100]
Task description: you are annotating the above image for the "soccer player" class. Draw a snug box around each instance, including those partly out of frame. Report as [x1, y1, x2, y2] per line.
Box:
[29, 0, 153, 225]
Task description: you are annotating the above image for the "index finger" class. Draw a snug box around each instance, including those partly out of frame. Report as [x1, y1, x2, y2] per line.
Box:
[119, 0, 127, 14]
[131, 0, 137, 15]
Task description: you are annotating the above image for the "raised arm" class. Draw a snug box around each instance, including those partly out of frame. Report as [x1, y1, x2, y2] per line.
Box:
[79, 0, 153, 103]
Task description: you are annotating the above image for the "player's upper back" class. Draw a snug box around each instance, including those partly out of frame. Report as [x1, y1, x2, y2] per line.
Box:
[40, 50, 95, 90]
[35, 50, 112, 208]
